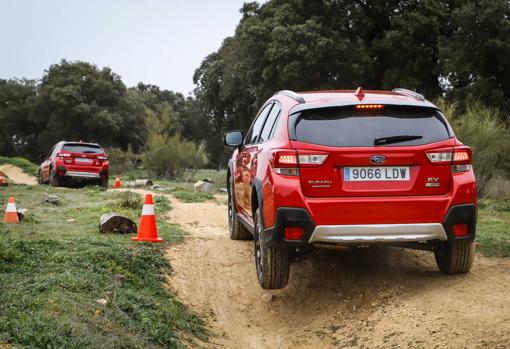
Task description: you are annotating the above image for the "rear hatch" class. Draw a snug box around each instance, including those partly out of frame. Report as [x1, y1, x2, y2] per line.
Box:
[60, 143, 107, 170]
[289, 105, 454, 197]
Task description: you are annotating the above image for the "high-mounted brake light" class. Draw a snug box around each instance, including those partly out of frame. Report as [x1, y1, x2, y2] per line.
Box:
[356, 104, 384, 109]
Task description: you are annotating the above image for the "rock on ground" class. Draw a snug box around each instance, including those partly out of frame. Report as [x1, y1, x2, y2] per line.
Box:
[98, 213, 137, 234]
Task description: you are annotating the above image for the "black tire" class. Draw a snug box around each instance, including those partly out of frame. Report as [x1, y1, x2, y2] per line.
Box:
[37, 170, 44, 185]
[434, 240, 475, 274]
[100, 178, 109, 188]
[49, 172, 61, 187]
[254, 208, 290, 289]
[227, 177, 252, 240]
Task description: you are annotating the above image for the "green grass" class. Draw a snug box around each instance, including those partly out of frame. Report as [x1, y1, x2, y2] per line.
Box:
[0, 185, 206, 348]
[172, 189, 214, 203]
[477, 199, 510, 257]
[0, 157, 39, 177]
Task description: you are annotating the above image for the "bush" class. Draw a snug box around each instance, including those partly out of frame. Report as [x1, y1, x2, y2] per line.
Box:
[106, 146, 139, 176]
[143, 133, 208, 178]
[437, 100, 510, 197]
[485, 177, 510, 201]
[110, 191, 143, 210]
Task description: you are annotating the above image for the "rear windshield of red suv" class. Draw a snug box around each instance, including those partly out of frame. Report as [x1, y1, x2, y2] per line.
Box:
[62, 143, 104, 154]
[291, 106, 452, 147]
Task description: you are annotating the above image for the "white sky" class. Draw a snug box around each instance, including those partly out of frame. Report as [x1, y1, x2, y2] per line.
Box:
[0, 0, 261, 95]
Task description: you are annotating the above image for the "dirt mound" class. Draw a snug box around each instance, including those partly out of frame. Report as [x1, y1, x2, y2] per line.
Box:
[0, 164, 37, 185]
[164, 196, 510, 349]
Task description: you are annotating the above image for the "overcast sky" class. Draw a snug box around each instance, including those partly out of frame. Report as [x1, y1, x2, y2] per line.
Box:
[0, 0, 258, 95]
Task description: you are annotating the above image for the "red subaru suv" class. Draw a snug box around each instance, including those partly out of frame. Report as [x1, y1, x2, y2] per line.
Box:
[224, 88, 477, 289]
[38, 141, 109, 187]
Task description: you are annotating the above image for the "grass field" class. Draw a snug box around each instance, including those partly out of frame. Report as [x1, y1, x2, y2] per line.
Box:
[0, 185, 206, 348]
[477, 199, 510, 257]
[0, 174, 509, 348]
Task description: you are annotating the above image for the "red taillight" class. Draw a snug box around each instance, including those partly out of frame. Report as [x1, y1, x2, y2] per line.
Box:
[426, 147, 472, 172]
[355, 104, 384, 109]
[452, 224, 468, 237]
[97, 155, 108, 160]
[276, 153, 298, 166]
[56, 153, 71, 158]
[284, 227, 304, 240]
[453, 149, 471, 164]
[271, 150, 328, 176]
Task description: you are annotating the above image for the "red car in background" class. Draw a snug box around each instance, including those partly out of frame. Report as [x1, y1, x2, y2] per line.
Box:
[38, 141, 109, 187]
[224, 88, 477, 290]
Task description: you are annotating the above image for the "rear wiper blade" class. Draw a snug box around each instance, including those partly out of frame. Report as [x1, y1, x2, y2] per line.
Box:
[374, 135, 423, 146]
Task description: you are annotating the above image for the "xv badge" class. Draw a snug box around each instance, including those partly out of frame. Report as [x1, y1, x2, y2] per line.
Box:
[426, 177, 440, 187]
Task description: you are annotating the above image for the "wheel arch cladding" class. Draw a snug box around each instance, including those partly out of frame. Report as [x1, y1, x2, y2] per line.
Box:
[252, 178, 264, 228]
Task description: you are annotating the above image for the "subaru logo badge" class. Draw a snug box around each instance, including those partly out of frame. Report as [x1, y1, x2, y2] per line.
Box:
[369, 155, 386, 164]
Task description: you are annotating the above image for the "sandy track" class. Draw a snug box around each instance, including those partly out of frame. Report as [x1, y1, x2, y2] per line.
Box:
[164, 196, 510, 349]
[0, 164, 37, 185]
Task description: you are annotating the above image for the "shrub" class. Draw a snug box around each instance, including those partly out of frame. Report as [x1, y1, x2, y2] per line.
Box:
[106, 146, 139, 176]
[110, 191, 143, 210]
[437, 100, 510, 197]
[485, 177, 510, 201]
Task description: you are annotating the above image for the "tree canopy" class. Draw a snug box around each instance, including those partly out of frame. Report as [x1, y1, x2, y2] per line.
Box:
[194, 0, 510, 164]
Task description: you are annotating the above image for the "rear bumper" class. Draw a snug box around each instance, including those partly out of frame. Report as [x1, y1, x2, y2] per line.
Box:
[65, 171, 100, 179]
[56, 166, 107, 180]
[309, 223, 447, 244]
[263, 204, 476, 247]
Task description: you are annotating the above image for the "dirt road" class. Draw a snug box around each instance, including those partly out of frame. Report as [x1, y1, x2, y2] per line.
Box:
[165, 195, 510, 349]
[0, 164, 37, 185]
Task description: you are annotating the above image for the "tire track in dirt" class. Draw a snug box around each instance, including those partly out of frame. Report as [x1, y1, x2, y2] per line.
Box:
[0, 164, 37, 185]
[163, 195, 510, 349]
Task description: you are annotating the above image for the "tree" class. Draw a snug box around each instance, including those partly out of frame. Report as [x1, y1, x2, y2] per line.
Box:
[193, 0, 510, 166]
[439, 0, 510, 115]
[32, 60, 146, 155]
[143, 106, 208, 178]
[0, 79, 38, 157]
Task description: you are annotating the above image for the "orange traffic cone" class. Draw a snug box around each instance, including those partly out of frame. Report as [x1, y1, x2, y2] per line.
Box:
[131, 194, 163, 243]
[113, 176, 121, 189]
[4, 197, 19, 223]
[0, 171, 6, 186]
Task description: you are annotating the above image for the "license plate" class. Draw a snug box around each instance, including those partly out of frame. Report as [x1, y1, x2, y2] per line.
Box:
[344, 167, 410, 181]
[75, 157, 93, 164]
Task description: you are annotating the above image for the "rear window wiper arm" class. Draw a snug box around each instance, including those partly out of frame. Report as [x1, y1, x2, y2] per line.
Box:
[374, 135, 423, 146]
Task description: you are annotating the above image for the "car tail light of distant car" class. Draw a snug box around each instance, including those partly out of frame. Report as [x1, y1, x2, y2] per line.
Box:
[56, 152, 71, 158]
[426, 147, 472, 172]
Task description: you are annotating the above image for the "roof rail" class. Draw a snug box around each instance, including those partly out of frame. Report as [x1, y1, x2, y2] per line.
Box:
[275, 90, 305, 103]
[392, 88, 425, 101]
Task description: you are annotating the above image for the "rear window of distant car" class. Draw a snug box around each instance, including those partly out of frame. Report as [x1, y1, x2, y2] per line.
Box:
[290, 106, 452, 147]
[62, 143, 104, 154]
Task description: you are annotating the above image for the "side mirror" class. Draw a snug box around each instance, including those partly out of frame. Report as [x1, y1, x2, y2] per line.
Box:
[224, 130, 244, 147]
